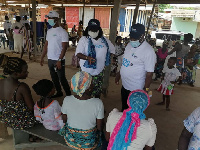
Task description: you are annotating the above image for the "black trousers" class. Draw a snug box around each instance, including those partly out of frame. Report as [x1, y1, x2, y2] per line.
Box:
[121, 86, 131, 111]
[48, 59, 71, 96]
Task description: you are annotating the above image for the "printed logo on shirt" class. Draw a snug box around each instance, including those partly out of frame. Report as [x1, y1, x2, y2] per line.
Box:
[122, 58, 130, 67]
[53, 34, 57, 37]
[95, 45, 104, 48]
[132, 53, 138, 58]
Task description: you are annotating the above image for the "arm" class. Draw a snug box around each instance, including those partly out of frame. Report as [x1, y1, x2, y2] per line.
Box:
[144, 146, 152, 150]
[96, 118, 104, 131]
[144, 72, 153, 91]
[167, 44, 181, 55]
[76, 53, 96, 65]
[178, 127, 192, 150]
[115, 71, 121, 85]
[62, 114, 67, 123]
[56, 42, 68, 70]
[40, 41, 48, 66]
[20, 83, 34, 111]
[105, 131, 110, 142]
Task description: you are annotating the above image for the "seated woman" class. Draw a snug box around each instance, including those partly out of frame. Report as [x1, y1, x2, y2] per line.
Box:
[182, 44, 200, 87]
[59, 71, 104, 149]
[178, 107, 200, 150]
[0, 57, 35, 129]
[106, 90, 157, 150]
[33, 79, 64, 131]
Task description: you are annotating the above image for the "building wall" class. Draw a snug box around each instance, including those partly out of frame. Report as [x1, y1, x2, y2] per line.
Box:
[171, 17, 198, 37]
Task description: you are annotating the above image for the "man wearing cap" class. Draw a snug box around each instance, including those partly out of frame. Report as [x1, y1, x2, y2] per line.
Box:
[76, 19, 115, 98]
[115, 23, 156, 111]
[40, 11, 71, 97]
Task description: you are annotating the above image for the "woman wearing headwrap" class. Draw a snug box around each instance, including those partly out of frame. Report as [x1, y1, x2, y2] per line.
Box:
[106, 90, 157, 150]
[59, 71, 104, 149]
[75, 19, 115, 98]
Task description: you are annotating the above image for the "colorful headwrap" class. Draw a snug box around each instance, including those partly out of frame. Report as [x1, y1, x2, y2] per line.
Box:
[71, 71, 92, 97]
[107, 90, 150, 150]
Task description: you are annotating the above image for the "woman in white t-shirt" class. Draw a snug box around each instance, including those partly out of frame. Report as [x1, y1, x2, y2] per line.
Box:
[75, 19, 115, 98]
[59, 71, 104, 149]
[106, 90, 157, 150]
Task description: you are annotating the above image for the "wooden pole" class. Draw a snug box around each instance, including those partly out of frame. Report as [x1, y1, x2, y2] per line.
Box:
[82, 0, 85, 22]
[32, 0, 37, 61]
[132, 0, 141, 26]
[146, 0, 156, 36]
[102, 0, 122, 95]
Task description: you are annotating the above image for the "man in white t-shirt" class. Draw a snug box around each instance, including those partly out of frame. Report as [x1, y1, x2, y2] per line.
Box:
[40, 11, 71, 98]
[115, 23, 156, 111]
[21, 15, 30, 25]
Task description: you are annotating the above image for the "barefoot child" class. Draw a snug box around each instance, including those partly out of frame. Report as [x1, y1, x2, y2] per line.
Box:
[33, 79, 64, 131]
[157, 57, 181, 111]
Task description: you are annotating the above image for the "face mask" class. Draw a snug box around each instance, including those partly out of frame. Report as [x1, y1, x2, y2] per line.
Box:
[130, 40, 141, 48]
[48, 19, 55, 27]
[88, 30, 99, 39]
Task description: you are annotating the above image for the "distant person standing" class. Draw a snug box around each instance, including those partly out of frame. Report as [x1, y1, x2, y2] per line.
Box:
[40, 11, 71, 98]
[3, 16, 12, 45]
[115, 23, 156, 111]
[12, 16, 23, 54]
[21, 15, 30, 25]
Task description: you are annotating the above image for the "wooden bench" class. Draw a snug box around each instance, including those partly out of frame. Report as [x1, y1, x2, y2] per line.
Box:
[0, 120, 101, 150]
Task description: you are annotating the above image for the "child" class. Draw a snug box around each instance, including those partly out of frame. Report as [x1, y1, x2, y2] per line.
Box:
[8, 28, 14, 50]
[115, 36, 125, 72]
[33, 79, 64, 131]
[157, 57, 181, 111]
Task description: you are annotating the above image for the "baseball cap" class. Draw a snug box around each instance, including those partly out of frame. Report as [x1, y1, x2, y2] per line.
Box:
[88, 19, 100, 30]
[130, 23, 145, 39]
[45, 11, 59, 18]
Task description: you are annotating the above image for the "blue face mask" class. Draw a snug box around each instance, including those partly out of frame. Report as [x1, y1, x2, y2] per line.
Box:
[130, 40, 141, 48]
[48, 19, 55, 27]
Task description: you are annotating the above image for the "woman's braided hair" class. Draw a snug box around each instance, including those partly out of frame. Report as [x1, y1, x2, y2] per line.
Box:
[3, 57, 27, 75]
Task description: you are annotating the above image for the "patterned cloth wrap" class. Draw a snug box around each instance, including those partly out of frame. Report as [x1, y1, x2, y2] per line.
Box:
[59, 123, 102, 150]
[83, 37, 111, 69]
[107, 90, 150, 150]
[71, 71, 92, 97]
[91, 70, 104, 97]
[176, 57, 184, 73]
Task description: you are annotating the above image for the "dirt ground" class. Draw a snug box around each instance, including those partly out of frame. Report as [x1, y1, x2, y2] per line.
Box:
[0, 47, 200, 150]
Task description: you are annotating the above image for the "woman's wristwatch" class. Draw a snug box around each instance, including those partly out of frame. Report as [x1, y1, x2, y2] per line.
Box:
[85, 56, 88, 60]
[58, 59, 62, 62]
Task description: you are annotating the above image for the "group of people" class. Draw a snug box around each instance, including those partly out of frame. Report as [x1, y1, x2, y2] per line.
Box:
[3, 15, 33, 59]
[0, 10, 200, 150]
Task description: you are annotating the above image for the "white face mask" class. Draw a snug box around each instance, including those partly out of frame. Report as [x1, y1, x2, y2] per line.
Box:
[88, 30, 99, 39]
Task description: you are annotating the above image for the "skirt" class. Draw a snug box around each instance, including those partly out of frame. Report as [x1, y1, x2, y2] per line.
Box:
[59, 124, 102, 150]
[157, 84, 174, 96]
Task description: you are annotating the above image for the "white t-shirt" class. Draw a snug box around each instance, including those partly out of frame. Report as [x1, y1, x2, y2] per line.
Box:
[61, 95, 104, 130]
[120, 41, 156, 91]
[161, 67, 181, 87]
[184, 107, 200, 150]
[75, 36, 115, 76]
[46, 26, 69, 60]
[106, 109, 157, 150]
[21, 20, 30, 25]
[3, 21, 12, 35]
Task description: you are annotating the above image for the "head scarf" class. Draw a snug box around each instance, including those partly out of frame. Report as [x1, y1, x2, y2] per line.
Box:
[107, 90, 150, 150]
[71, 71, 92, 97]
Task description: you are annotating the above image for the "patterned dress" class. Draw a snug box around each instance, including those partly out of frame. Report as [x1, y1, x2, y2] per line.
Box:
[0, 83, 36, 129]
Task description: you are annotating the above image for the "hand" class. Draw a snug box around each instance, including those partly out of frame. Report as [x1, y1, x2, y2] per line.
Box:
[56, 61, 62, 70]
[170, 81, 176, 84]
[40, 58, 44, 66]
[87, 56, 96, 65]
[115, 72, 120, 85]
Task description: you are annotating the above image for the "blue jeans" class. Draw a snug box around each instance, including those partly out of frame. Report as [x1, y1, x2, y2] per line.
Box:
[9, 40, 14, 50]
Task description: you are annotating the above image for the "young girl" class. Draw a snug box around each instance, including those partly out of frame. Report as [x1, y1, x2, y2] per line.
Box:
[33, 79, 64, 131]
[157, 57, 181, 111]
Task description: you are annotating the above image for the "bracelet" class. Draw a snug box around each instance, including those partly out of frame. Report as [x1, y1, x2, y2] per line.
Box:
[85, 56, 88, 60]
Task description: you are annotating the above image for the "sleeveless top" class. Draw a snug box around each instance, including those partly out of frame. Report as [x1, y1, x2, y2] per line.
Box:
[176, 44, 190, 58]
[0, 83, 36, 129]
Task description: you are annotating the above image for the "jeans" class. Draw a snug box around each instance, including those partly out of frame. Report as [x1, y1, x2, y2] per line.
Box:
[48, 59, 71, 96]
[121, 86, 131, 111]
[9, 40, 14, 50]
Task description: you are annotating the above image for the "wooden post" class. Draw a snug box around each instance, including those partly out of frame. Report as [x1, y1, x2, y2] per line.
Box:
[102, 0, 122, 96]
[32, 0, 37, 60]
[132, 0, 141, 26]
[82, 0, 85, 22]
[146, 0, 156, 36]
